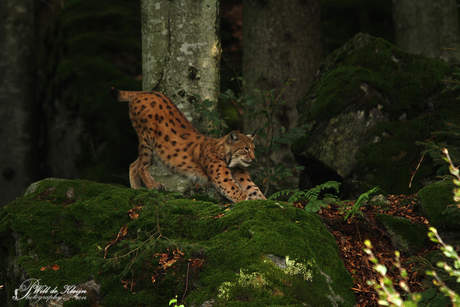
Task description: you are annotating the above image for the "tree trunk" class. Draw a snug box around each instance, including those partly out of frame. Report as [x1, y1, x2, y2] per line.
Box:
[0, 0, 38, 207]
[393, 0, 460, 60]
[242, 0, 323, 190]
[140, 0, 221, 194]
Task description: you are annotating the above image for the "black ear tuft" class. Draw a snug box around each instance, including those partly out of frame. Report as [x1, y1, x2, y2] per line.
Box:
[248, 129, 258, 139]
[108, 87, 119, 99]
[227, 130, 241, 143]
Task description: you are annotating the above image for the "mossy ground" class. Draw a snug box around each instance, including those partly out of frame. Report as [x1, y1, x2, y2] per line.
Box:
[0, 179, 355, 306]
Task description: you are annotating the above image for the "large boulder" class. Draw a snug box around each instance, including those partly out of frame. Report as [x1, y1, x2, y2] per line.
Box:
[293, 33, 458, 196]
[0, 179, 355, 306]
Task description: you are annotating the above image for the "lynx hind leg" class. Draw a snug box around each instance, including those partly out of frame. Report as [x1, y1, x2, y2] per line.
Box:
[131, 143, 166, 191]
[231, 169, 266, 200]
[129, 158, 143, 189]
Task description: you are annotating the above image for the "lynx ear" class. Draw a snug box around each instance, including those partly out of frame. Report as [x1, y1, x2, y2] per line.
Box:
[109, 87, 119, 99]
[227, 130, 241, 143]
[247, 129, 258, 140]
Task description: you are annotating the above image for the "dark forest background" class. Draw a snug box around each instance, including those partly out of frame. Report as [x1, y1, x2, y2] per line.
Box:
[1, 0, 459, 206]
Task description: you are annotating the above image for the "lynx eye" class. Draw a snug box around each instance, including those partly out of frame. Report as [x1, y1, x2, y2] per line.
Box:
[244, 147, 250, 152]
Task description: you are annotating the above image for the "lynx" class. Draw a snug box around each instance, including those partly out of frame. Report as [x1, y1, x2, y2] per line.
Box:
[109, 88, 266, 203]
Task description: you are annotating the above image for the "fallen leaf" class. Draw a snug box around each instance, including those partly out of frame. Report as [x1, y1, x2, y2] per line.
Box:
[128, 206, 142, 219]
[315, 194, 430, 307]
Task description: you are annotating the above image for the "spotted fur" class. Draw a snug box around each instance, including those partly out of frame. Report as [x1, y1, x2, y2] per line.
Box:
[110, 88, 266, 203]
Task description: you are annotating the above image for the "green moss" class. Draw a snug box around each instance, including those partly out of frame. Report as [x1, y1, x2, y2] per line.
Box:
[300, 37, 451, 126]
[1, 180, 138, 287]
[418, 181, 459, 229]
[307, 66, 392, 122]
[355, 117, 435, 194]
[0, 179, 356, 307]
[294, 35, 460, 194]
[375, 214, 428, 254]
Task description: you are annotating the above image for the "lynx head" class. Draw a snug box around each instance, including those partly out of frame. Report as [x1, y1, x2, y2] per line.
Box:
[224, 130, 257, 168]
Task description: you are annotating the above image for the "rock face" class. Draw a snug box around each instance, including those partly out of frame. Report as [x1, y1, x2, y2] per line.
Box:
[293, 33, 457, 196]
[0, 179, 356, 307]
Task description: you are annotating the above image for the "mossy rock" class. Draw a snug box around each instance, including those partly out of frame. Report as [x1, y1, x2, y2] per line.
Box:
[418, 180, 460, 230]
[294, 33, 458, 196]
[375, 214, 428, 255]
[0, 179, 356, 307]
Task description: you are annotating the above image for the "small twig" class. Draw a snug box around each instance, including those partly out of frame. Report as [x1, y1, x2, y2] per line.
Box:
[409, 153, 425, 188]
[181, 262, 190, 304]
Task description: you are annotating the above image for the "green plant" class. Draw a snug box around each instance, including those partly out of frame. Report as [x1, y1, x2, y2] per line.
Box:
[443, 44, 460, 98]
[269, 181, 341, 212]
[194, 96, 229, 138]
[416, 50, 460, 179]
[220, 74, 305, 193]
[169, 295, 185, 307]
[418, 123, 460, 180]
[344, 186, 380, 220]
[443, 147, 460, 202]
[364, 240, 421, 307]
[426, 227, 460, 305]
[364, 148, 460, 306]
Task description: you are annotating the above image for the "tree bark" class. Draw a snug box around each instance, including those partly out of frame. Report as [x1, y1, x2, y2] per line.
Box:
[242, 0, 323, 189]
[140, 0, 221, 193]
[393, 0, 460, 60]
[243, 0, 322, 128]
[0, 0, 38, 207]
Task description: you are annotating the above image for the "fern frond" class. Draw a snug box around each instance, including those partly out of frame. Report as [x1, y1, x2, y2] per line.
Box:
[268, 189, 298, 201]
[269, 181, 341, 207]
[344, 186, 380, 220]
[287, 191, 307, 203]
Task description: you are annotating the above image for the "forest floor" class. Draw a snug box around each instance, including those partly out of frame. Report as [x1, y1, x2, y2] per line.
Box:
[295, 194, 436, 306]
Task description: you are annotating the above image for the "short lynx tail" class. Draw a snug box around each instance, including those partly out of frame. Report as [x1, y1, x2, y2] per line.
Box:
[108, 87, 137, 102]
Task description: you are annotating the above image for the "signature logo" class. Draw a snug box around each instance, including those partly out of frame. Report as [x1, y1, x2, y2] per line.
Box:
[12, 279, 87, 302]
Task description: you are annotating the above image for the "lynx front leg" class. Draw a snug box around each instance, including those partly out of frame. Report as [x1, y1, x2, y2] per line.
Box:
[206, 161, 249, 203]
[231, 168, 266, 200]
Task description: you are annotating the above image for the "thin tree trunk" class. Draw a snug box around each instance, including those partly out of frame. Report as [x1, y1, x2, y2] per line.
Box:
[0, 0, 38, 207]
[243, 0, 322, 128]
[393, 0, 460, 60]
[140, 0, 221, 193]
[242, 0, 322, 190]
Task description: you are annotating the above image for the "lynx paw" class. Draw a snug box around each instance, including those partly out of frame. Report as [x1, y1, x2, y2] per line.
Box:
[154, 183, 166, 191]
